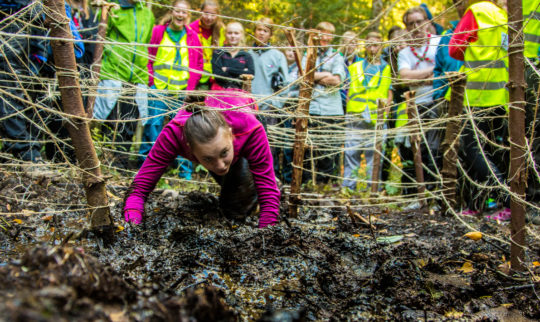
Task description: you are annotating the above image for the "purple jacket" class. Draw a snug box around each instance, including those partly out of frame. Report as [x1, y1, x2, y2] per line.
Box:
[147, 24, 203, 90]
[124, 92, 279, 228]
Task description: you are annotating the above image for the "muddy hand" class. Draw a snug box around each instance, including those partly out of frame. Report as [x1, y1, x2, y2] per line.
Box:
[125, 209, 143, 225]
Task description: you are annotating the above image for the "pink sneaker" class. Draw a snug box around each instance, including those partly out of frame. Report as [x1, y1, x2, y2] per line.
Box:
[460, 209, 479, 216]
[486, 208, 511, 221]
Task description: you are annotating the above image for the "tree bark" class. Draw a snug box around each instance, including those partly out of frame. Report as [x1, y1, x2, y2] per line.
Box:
[288, 33, 318, 218]
[441, 72, 466, 213]
[404, 91, 426, 203]
[44, 0, 113, 241]
[507, 0, 527, 272]
[370, 99, 386, 195]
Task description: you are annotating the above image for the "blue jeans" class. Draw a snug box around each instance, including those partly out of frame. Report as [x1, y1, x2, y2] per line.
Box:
[139, 88, 193, 179]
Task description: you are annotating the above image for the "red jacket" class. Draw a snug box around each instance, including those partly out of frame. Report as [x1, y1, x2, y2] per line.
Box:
[147, 24, 203, 90]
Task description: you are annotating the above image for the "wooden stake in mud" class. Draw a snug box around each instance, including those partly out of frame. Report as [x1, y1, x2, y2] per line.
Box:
[370, 99, 386, 195]
[86, 0, 118, 118]
[441, 72, 466, 213]
[288, 33, 318, 217]
[507, 0, 527, 272]
[44, 0, 113, 241]
[404, 91, 426, 201]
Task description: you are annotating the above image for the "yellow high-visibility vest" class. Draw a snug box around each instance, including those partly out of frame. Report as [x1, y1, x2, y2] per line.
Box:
[346, 60, 391, 125]
[395, 102, 408, 128]
[457, 1, 509, 107]
[198, 27, 225, 84]
[153, 31, 190, 91]
[524, 0, 540, 58]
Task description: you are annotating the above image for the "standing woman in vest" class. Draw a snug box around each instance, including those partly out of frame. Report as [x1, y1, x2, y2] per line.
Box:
[139, 0, 203, 180]
[342, 32, 393, 191]
[189, 1, 225, 90]
[449, 0, 510, 219]
[211, 22, 255, 90]
[124, 99, 280, 229]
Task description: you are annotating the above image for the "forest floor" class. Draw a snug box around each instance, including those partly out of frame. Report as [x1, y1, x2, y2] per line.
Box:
[0, 167, 539, 321]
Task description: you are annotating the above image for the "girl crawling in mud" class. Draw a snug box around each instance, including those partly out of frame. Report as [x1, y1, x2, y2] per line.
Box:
[123, 95, 279, 228]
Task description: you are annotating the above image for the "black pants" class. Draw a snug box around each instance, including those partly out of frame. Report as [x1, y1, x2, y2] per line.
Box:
[102, 92, 139, 168]
[0, 78, 41, 162]
[211, 158, 258, 221]
[459, 106, 508, 210]
[303, 117, 342, 184]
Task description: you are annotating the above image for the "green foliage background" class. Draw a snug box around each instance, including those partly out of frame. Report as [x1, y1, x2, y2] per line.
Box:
[151, 0, 457, 43]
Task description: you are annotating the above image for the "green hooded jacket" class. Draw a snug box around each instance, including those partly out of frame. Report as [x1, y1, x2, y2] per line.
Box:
[100, 0, 154, 84]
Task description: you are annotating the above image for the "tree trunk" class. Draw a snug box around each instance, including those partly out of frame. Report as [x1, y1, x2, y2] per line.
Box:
[370, 99, 385, 195]
[441, 72, 466, 213]
[288, 34, 318, 218]
[404, 91, 426, 204]
[507, 0, 527, 272]
[44, 0, 113, 242]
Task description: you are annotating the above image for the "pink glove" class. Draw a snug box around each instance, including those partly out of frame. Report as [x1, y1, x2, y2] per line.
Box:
[125, 209, 143, 225]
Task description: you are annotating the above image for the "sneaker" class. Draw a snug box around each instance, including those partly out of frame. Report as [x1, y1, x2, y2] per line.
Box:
[460, 209, 479, 216]
[403, 201, 422, 211]
[485, 208, 511, 221]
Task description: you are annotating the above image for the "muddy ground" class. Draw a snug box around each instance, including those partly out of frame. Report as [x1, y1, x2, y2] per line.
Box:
[0, 168, 539, 321]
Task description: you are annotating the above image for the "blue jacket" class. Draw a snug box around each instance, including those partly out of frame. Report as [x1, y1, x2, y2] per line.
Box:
[433, 21, 463, 100]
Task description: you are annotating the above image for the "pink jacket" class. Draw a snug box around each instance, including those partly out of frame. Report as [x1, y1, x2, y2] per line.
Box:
[147, 24, 203, 90]
[124, 92, 279, 228]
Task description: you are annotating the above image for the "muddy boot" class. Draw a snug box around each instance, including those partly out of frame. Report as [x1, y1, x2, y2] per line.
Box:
[212, 158, 258, 221]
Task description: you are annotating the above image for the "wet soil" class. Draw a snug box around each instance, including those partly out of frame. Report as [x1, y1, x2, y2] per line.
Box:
[0, 168, 539, 321]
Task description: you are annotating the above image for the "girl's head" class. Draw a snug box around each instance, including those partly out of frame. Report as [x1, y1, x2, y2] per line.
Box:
[387, 26, 408, 52]
[254, 17, 274, 45]
[200, 0, 220, 29]
[184, 108, 233, 176]
[284, 48, 296, 65]
[225, 22, 245, 47]
[339, 31, 359, 56]
[365, 31, 383, 58]
[160, 0, 190, 29]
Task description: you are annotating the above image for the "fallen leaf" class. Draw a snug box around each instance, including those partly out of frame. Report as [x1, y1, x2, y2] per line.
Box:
[416, 258, 427, 268]
[50, 227, 55, 232]
[12, 219, 22, 224]
[6, 204, 11, 211]
[376, 235, 404, 244]
[42, 215, 53, 221]
[458, 261, 475, 274]
[352, 234, 360, 238]
[498, 261, 511, 275]
[501, 303, 513, 308]
[532, 261, 540, 267]
[116, 225, 124, 233]
[445, 309, 463, 318]
[21, 209, 35, 216]
[464, 231, 483, 241]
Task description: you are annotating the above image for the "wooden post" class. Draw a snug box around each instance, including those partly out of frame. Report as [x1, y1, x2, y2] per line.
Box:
[507, 0, 527, 272]
[86, 1, 118, 118]
[288, 33, 318, 217]
[370, 99, 386, 195]
[441, 72, 466, 213]
[404, 91, 426, 202]
[284, 29, 304, 77]
[44, 0, 113, 242]
[240, 74, 254, 92]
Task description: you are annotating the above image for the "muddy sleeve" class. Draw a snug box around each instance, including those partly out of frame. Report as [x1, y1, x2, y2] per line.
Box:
[124, 125, 182, 214]
[243, 126, 280, 228]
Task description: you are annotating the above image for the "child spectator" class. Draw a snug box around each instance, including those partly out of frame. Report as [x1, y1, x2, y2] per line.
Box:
[138, 0, 203, 180]
[211, 22, 254, 89]
[342, 32, 392, 191]
[93, 0, 155, 169]
[189, 0, 225, 90]
[302, 22, 346, 184]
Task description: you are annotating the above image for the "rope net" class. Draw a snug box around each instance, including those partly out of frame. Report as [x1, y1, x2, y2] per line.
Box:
[0, 0, 539, 246]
